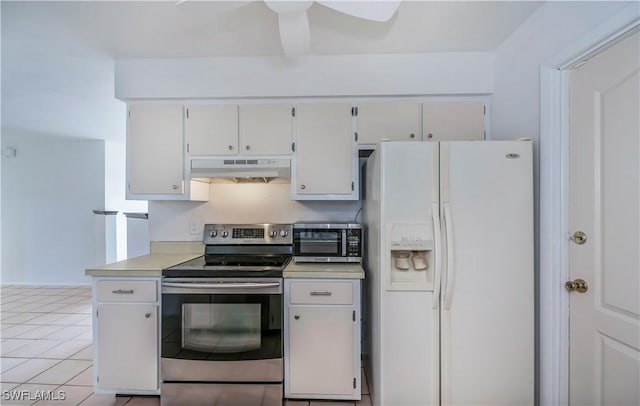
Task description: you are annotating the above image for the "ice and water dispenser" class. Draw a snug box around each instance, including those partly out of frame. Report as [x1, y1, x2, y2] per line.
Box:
[388, 223, 434, 291]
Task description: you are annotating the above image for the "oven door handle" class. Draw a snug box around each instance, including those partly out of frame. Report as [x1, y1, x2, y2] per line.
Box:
[162, 282, 281, 289]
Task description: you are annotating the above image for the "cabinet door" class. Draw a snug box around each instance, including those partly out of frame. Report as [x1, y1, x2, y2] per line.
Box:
[357, 102, 421, 144]
[97, 304, 158, 391]
[294, 103, 354, 196]
[240, 104, 293, 155]
[422, 101, 485, 141]
[128, 105, 184, 195]
[288, 306, 355, 396]
[187, 105, 239, 155]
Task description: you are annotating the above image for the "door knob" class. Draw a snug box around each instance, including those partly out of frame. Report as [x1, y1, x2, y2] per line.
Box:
[565, 278, 588, 293]
[570, 231, 587, 245]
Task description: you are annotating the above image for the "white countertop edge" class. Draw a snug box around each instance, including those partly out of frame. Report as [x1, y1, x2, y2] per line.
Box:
[283, 271, 364, 279]
[85, 253, 201, 276]
[283, 262, 365, 279]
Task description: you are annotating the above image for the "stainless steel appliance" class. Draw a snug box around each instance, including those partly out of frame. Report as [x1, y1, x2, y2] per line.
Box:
[292, 223, 362, 263]
[161, 224, 292, 406]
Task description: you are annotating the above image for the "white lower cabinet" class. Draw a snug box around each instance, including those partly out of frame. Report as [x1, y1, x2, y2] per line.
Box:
[93, 278, 160, 394]
[284, 279, 361, 400]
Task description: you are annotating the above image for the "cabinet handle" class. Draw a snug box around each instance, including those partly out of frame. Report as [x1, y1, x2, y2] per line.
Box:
[410, 133, 415, 139]
[294, 315, 300, 320]
[310, 291, 332, 296]
[228, 145, 233, 150]
[171, 184, 178, 190]
[427, 133, 434, 139]
[112, 289, 134, 294]
[246, 145, 251, 150]
[145, 313, 151, 318]
[300, 184, 306, 190]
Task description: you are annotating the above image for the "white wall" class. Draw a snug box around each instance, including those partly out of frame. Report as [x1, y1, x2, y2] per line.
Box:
[491, 1, 633, 142]
[489, 1, 636, 403]
[1, 132, 105, 285]
[149, 183, 360, 241]
[115, 52, 494, 99]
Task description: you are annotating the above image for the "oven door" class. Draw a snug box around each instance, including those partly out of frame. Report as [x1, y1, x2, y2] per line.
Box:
[161, 278, 282, 383]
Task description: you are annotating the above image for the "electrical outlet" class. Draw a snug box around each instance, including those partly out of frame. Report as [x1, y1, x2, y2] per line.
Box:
[189, 219, 201, 235]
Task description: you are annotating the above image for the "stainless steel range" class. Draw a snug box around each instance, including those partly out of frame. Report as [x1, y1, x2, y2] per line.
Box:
[161, 224, 292, 406]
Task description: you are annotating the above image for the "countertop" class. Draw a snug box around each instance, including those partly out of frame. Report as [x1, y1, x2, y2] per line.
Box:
[86, 241, 364, 279]
[283, 262, 365, 279]
[85, 242, 203, 277]
[85, 253, 201, 277]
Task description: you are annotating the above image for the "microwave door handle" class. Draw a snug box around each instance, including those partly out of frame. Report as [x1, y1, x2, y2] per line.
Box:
[342, 229, 347, 256]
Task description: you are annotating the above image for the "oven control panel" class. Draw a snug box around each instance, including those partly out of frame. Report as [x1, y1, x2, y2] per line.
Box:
[204, 224, 292, 245]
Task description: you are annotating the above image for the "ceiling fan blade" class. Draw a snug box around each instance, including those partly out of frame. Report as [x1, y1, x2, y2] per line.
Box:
[316, 0, 401, 22]
[277, 11, 311, 57]
[264, 0, 313, 14]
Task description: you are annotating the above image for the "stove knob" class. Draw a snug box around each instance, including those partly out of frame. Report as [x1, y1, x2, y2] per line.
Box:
[269, 230, 277, 238]
[280, 229, 288, 238]
[209, 230, 217, 238]
[221, 230, 229, 238]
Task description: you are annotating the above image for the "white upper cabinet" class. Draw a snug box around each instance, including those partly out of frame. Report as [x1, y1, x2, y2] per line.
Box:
[422, 101, 485, 141]
[240, 104, 293, 155]
[293, 103, 357, 199]
[356, 102, 422, 144]
[186, 105, 239, 155]
[128, 105, 185, 195]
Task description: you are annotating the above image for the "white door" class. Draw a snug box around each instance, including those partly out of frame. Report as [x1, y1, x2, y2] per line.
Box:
[97, 304, 158, 391]
[239, 104, 293, 155]
[441, 141, 534, 405]
[356, 102, 421, 144]
[376, 142, 438, 406]
[422, 101, 485, 141]
[128, 105, 184, 195]
[293, 103, 354, 196]
[186, 104, 238, 155]
[288, 306, 354, 396]
[568, 32, 640, 406]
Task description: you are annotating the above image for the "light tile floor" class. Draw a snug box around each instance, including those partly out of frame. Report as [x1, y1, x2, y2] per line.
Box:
[1, 285, 371, 406]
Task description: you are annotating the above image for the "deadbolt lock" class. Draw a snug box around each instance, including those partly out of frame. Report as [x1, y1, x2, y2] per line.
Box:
[570, 231, 588, 245]
[565, 278, 589, 293]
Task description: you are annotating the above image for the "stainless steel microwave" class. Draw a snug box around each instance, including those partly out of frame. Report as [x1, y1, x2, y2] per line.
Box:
[293, 223, 362, 263]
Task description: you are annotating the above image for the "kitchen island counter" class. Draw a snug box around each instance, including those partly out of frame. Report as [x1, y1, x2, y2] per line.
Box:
[85, 253, 201, 277]
[283, 262, 364, 279]
[85, 242, 204, 277]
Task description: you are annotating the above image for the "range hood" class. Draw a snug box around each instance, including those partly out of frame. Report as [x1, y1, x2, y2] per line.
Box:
[190, 158, 291, 182]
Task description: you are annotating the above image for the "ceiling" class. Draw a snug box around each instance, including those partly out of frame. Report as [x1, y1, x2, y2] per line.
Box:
[1, 1, 543, 142]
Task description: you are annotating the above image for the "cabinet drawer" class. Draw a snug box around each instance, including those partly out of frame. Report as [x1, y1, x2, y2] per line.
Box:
[290, 281, 353, 305]
[96, 280, 157, 303]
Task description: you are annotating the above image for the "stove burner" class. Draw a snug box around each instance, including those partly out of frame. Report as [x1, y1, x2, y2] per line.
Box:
[163, 224, 293, 279]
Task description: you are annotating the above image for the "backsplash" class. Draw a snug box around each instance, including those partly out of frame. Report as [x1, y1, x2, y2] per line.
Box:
[149, 183, 361, 241]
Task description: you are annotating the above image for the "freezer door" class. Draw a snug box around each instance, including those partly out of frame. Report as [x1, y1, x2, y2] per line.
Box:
[375, 142, 440, 406]
[440, 141, 534, 405]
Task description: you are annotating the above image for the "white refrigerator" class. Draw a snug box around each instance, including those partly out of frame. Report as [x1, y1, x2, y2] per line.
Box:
[363, 141, 534, 406]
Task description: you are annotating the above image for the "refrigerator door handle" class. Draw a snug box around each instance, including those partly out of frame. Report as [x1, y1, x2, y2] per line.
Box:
[432, 203, 442, 309]
[443, 203, 455, 310]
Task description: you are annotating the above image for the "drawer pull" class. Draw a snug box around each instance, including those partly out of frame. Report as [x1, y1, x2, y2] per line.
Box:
[145, 313, 151, 318]
[112, 289, 134, 295]
[294, 315, 300, 320]
[310, 291, 332, 296]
